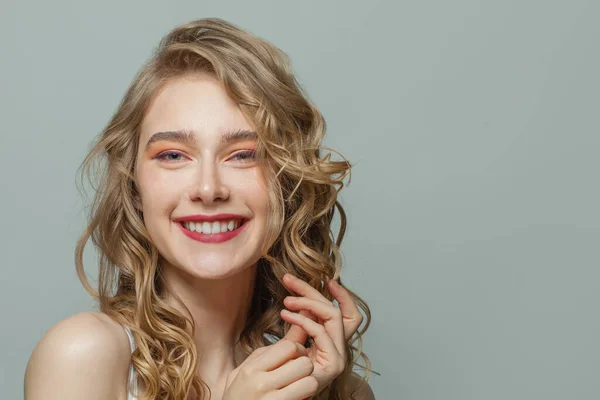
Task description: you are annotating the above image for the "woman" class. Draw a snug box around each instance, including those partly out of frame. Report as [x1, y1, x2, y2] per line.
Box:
[24, 18, 375, 400]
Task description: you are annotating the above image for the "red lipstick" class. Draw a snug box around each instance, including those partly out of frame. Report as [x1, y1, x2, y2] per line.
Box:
[174, 214, 248, 244]
[174, 213, 247, 223]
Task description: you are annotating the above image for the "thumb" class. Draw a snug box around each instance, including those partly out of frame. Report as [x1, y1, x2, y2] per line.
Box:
[283, 309, 316, 345]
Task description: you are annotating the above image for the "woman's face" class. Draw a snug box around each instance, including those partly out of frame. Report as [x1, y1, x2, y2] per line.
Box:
[135, 73, 269, 280]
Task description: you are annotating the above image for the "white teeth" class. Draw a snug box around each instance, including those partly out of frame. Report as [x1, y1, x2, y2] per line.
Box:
[182, 219, 243, 234]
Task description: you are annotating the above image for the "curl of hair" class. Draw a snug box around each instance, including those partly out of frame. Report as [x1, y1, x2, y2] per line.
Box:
[75, 17, 374, 399]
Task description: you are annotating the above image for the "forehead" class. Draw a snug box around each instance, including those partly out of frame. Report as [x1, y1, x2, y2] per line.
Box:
[140, 74, 253, 143]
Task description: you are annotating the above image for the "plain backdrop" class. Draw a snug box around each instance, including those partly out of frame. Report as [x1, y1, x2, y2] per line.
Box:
[2, 1, 599, 399]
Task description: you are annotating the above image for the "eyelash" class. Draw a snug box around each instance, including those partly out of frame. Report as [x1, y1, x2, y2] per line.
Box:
[154, 150, 256, 163]
[230, 150, 256, 161]
[155, 151, 186, 162]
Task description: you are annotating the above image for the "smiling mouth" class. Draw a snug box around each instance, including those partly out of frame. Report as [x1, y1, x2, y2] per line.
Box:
[178, 219, 246, 234]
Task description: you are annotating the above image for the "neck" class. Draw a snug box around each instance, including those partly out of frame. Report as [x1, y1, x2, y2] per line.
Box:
[161, 262, 258, 387]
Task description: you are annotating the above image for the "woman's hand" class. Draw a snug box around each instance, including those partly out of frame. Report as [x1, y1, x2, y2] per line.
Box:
[281, 273, 364, 396]
[223, 338, 319, 400]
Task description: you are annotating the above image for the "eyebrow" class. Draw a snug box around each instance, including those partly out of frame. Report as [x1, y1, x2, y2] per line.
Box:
[145, 128, 258, 149]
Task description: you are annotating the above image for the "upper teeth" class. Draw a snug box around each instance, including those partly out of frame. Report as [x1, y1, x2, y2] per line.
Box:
[182, 219, 241, 234]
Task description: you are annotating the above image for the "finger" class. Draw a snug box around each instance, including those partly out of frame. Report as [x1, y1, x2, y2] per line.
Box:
[283, 273, 330, 305]
[229, 345, 269, 383]
[283, 296, 345, 354]
[268, 355, 314, 389]
[284, 309, 316, 345]
[247, 339, 307, 372]
[327, 279, 364, 340]
[273, 375, 319, 400]
[280, 309, 341, 360]
[243, 345, 269, 364]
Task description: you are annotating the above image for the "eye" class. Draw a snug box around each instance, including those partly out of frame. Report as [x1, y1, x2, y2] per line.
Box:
[154, 150, 187, 162]
[229, 150, 256, 162]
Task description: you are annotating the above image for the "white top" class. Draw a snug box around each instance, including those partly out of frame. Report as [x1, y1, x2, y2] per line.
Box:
[122, 325, 138, 400]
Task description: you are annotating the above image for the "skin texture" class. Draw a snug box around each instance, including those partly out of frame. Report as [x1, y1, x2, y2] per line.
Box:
[23, 312, 374, 399]
[136, 74, 269, 282]
[134, 73, 271, 392]
[23, 74, 375, 399]
[281, 274, 369, 396]
[24, 311, 134, 400]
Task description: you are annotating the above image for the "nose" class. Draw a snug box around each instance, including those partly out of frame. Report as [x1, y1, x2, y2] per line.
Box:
[188, 160, 230, 205]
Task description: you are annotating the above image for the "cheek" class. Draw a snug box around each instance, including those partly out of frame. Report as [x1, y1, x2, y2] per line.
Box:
[137, 168, 185, 214]
[236, 171, 269, 209]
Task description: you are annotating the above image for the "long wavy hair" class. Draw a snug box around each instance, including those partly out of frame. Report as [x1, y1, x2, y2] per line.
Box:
[75, 17, 373, 399]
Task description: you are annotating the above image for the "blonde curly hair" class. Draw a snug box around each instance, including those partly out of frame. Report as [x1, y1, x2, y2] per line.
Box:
[75, 17, 373, 399]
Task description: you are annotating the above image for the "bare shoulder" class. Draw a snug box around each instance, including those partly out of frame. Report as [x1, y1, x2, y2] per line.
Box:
[348, 371, 376, 400]
[24, 311, 132, 400]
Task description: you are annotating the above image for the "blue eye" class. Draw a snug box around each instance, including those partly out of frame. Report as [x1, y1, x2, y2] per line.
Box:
[155, 151, 186, 162]
[231, 150, 256, 162]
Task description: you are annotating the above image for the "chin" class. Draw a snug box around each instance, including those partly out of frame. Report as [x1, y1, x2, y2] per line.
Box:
[179, 256, 257, 281]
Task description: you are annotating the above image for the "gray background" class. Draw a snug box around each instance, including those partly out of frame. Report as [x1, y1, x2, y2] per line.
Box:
[2, 0, 599, 399]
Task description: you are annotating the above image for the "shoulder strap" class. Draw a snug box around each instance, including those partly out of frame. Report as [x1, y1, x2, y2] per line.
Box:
[122, 325, 138, 399]
[123, 325, 136, 353]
